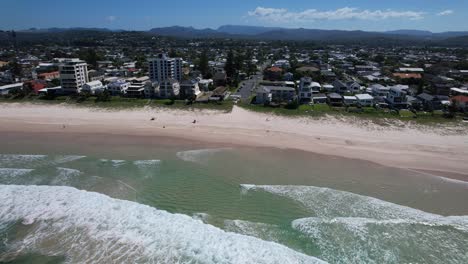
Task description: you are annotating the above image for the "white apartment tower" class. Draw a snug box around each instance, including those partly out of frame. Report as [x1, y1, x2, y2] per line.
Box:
[148, 53, 183, 82]
[59, 58, 89, 94]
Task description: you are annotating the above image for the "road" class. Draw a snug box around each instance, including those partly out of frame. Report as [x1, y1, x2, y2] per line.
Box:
[234, 74, 263, 103]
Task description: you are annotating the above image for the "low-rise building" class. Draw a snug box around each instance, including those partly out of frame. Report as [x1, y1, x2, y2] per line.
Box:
[327, 93, 344, 106]
[180, 79, 201, 100]
[256, 86, 296, 104]
[0, 83, 23, 95]
[343, 96, 358, 106]
[355, 94, 374, 107]
[298, 77, 321, 103]
[159, 79, 180, 99]
[387, 86, 408, 108]
[80, 80, 106, 95]
[107, 79, 129, 95]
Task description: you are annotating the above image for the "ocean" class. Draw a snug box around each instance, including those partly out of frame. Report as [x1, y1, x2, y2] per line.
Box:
[0, 133, 467, 263]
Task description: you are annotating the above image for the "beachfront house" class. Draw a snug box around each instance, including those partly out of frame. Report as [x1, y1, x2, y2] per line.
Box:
[159, 79, 180, 99]
[370, 84, 390, 97]
[298, 77, 321, 103]
[107, 79, 130, 95]
[450, 88, 468, 112]
[311, 94, 327, 104]
[0, 83, 23, 95]
[180, 79, 201, 100]
[386, 86, 408, 109]
[417, 93, 448, 111]
[327, 93, 344, 106]
[355, 94, 374, 107]
[256, 86, 296, 105]
[343, 95, 358, 106]
[80, 80, 106, 95]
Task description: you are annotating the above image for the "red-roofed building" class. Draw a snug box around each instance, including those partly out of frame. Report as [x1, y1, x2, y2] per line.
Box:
[264, 67, 283, 81]
[38, 71, 60, 80]
[393, 73, 422, 79]
[24, 80, 47, 94]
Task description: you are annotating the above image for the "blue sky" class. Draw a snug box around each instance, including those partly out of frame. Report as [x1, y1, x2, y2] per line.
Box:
[1, 0, 466, 32]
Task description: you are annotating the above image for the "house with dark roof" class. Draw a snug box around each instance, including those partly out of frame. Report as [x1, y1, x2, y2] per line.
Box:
[327, 93, 344, 106]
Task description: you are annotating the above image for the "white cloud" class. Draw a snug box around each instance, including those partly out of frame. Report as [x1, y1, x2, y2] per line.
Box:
[437, 10, 454, 16]
[106, 16, 117, 22]
[248, 7, 425, 23]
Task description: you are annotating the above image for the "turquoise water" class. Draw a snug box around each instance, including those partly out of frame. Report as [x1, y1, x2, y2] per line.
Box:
[0, 143, 467, 263]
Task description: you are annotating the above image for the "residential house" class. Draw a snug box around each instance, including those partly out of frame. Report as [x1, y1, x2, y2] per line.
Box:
[355, 94, 374, 107]
[0, 83, 23, 95]
[213, 71, 227, 86]
[180, 79, 201, 100]
[80, 80, 106, 95]
[125, 77, 157, 98]
[370, 84, 390, 97]
[264, 67, 283, 81]
[387, 86, 408, 109]
[343, 96, 358, 106]
[311, 94, 327, 104]
[332, 80, 348, 94]
[346, 81, 361, 94]
[327, 93, 344, 106]
[107, 79, 129, 95]
[417, 93, 447, 111]
[298, 77, 321, 103]
[450, 88, 468, 111]
[198, 79, 213, 92]
[255, 86, 296, 104]
[159, 79, 180, 99]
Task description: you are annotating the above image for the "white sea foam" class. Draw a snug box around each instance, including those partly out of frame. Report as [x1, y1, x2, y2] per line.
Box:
[0, 154, 47, 167]
[52, 155, 86, 165]
[51, 167, 83, 185]
[192, 212, 210, 223]
[100, 159, 127, 167]
[242, 184, 468, 264]
[0, 168, 34, 178]
[0, 185, 325, 264]
[133, 160, 161, 166]
[224, 219, 284, 244]
[176, 148, 231, 163]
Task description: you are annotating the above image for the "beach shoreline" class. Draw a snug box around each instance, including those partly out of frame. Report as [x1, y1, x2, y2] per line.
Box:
[1, 103, 467, 180]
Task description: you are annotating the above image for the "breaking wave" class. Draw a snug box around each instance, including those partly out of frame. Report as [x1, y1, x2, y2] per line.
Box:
[100, 159, 126, 167]
[241, 184, 468, 264]
[0, 154, 46, 167]
[133, 160, 161, 167]
[176, 148, 232, 163]
[0, 185, 325, 264]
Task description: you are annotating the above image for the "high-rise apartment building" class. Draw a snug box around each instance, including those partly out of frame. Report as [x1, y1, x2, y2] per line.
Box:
[59, 58, 88, 94]
[148, 53, 183, 82]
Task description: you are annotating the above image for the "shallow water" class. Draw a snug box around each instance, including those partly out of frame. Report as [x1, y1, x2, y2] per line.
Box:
[0, 135, 467, 263]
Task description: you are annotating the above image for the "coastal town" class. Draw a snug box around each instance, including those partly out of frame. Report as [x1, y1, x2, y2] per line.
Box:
[1, 30, 468, 121]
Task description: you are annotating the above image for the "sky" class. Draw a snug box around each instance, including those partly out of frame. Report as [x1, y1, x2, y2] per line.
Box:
[1, 0, 466, 32]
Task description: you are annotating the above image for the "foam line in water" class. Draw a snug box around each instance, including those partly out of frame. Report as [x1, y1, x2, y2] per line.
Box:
[0, 154, 47, 167]
[0, 185, 325, 264]
[0, 168, 34, 178]
[133, 160, 161, 166]
[100, 159, 127, 167]
[176, 148, 232, 163]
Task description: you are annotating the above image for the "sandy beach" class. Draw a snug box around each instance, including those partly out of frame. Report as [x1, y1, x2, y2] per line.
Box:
[0, 103, 467, 179]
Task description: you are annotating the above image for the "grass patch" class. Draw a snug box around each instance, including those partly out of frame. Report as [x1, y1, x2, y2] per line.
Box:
[0, 95, 234, 112]
[239, 103, 465, 125]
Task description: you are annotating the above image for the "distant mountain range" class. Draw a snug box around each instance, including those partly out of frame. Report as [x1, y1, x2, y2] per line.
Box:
[3, 25, 467, 46]
[147, 25, 468, 43]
